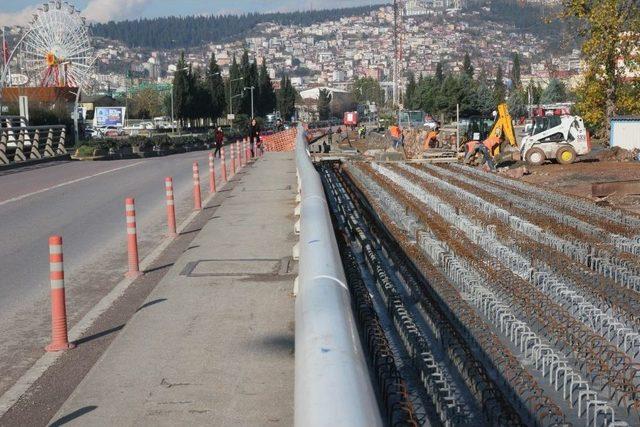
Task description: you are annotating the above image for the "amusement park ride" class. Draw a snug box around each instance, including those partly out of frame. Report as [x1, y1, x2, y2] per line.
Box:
[1, 0, 94, 105]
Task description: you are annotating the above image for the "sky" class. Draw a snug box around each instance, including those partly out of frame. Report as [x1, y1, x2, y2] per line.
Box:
[0, 0, 387, 26]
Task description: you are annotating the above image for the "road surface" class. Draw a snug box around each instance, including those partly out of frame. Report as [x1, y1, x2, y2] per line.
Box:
[0, 150, 226, 395]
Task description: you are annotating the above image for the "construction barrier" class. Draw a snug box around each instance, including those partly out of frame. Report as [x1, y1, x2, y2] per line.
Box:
[0, 116, 67, 165]
[294, 124, 382, 426]
[263, 128, 298, 152]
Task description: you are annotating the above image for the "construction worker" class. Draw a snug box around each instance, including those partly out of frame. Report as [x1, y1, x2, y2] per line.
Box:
[389, 124, 403, 150]
[423, 127, 440, 151]
[464, 131, 501, 171]
[358, 124, 366, 139]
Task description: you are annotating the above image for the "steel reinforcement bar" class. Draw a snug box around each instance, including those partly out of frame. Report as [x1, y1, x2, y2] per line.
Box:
[344, 162, 566, 426]
[322, 164, 473, 426]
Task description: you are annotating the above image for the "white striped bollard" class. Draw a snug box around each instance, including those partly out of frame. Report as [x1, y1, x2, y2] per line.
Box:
[221, 147, 227, 183]
[165, 177, 177, 237]
[125, 198, 142, 278]
[230, 144, 236, 176]
[193, 162, 202, 211]
[46, 236, 75, 352]
[208, 152, 217, 193]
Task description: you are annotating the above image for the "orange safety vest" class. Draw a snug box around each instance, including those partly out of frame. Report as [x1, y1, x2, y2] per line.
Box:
[390, 126, 402, 138]
[423, 131, 439, 149]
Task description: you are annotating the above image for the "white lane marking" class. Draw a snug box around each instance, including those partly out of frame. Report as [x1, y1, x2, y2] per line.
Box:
[0, 162, 145, 207]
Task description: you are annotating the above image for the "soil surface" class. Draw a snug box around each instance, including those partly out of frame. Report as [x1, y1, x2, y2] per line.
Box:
[521, 156, 640, 215]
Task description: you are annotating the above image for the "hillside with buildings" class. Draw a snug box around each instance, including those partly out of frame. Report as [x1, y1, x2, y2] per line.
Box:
[83, 1, 576, 102]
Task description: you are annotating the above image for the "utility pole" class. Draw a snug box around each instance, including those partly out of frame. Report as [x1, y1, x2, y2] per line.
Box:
[456, 103, 460, 154]
[244, 86, 255, 119]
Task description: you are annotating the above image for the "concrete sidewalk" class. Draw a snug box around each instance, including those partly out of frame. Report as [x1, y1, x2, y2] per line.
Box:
[49, 152, 297, 426]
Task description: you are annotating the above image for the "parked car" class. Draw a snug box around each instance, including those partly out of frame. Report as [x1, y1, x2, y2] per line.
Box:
[96, 125, 124, 137]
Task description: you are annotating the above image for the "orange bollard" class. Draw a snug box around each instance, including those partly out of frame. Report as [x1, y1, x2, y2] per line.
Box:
[193, 162, 202, 210]
[165, 177, 177, 237]
[230, 144, 236, 176]
[243, 139, 248, 165]
[208, 152, 217, 193]
[221, 147, 227, 183]
[125, 198, 142, 278]
[236, 141, 241, 169]
[46, 236, 75, 352]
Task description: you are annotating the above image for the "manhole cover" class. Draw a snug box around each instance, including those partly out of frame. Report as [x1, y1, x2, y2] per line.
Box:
[180, 258, 292, 277]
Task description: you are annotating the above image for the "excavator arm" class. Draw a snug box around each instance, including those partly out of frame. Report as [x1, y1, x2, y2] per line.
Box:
[488, 103, 518, 156]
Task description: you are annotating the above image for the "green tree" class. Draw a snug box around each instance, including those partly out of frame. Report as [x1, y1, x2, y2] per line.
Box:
[473, 81, 496, 116]
[352, 77, 384, 105]
[541, 78, 568, 103]
[130, 87, 163, 119]
[435, 61, 445, 83]
[508, 88, 528, 118]
[207, 53, 226, 123]
[277, 76, 297, 120]
[526, 80, 543, 105]
[317, 89, 332, 120]
[463, 53, 474, 79]
[226, 55, 243, 115]
[240, 50, 259, 116]
[562, 0, 640, 135]
[404, 72, 417, 109]
[257, 60, 276, 117]
[172, 52, 190, 124]
[494, 65, 506, 105]
[511, 52, 521, 88]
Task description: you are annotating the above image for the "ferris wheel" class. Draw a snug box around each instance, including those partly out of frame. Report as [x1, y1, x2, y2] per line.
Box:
[19, 1, 93, 87]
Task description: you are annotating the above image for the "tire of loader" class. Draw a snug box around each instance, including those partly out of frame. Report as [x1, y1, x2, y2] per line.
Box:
[526, 147, 547, 166]
[556, 145, 577, 165]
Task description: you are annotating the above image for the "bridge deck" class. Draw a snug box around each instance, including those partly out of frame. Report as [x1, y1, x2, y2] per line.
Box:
[49, 152, 297, 426]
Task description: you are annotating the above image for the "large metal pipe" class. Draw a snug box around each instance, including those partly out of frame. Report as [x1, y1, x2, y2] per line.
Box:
[294, 125, 382, 427]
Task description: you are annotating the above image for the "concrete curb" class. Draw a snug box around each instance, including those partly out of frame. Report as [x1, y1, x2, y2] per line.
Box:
[0, 154, 72, 171]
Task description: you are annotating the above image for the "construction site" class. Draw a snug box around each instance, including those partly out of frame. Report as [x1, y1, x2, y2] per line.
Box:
[298, 113, 640, 426]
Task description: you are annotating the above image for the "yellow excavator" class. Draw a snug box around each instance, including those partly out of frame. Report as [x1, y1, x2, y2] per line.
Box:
[464, 103, 520, 165]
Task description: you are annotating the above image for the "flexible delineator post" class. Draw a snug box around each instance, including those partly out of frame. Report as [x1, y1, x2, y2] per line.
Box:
[46, 236, 75, 352]
[165, 177, 177, 237]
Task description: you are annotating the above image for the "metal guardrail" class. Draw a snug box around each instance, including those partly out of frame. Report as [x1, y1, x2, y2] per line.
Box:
[294, 125, 382, 427]
[0, 116, 67, 165]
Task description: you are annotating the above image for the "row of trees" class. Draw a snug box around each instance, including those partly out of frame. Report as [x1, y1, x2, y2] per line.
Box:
[91, 5, 379, 49]
[171, 51, 295, 126]
[403, 52, 571, 121]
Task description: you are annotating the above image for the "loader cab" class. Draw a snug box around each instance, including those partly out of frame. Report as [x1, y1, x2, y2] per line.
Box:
[464, 116, 495, 141]
[529, 116, 565, 143]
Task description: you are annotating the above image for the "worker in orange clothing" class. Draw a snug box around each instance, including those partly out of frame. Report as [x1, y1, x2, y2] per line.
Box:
[464, 131, 501, 170]
[389, 124, 403, 150]
[423, 127, 441, 150]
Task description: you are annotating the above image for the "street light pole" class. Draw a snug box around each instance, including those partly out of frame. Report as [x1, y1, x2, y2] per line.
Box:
[244, 86, 255, 119]
[228, 76, 244, 129]
[170, 85, 175, 135]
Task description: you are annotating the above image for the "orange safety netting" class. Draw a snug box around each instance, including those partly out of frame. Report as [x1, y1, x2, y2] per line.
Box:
[262, 128, 298, 152]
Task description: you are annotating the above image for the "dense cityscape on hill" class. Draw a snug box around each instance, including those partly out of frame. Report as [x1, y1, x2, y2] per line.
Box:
[77, 1, 573, 97]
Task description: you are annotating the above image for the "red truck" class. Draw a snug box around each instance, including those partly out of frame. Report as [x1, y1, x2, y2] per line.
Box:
[343, 111, 359, 128]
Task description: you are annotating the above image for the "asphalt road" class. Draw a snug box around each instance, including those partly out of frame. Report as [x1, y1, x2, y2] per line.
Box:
[0, 150, 227, 395]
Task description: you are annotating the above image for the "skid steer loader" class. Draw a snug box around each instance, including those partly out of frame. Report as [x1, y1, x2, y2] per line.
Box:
[520, 115, 591, 165]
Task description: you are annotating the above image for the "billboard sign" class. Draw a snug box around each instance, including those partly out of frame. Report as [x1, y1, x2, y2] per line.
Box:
[94, 107, 126, 127]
